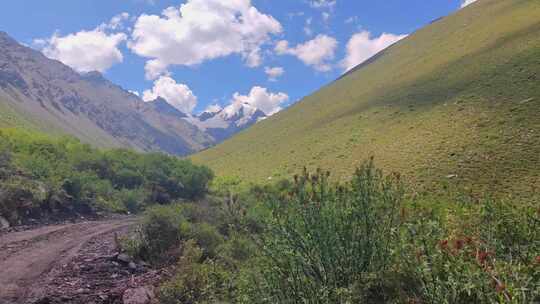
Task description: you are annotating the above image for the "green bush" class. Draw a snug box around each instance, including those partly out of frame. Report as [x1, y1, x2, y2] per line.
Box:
[131, 204, 189, 264]
[159, 240, 235, 304]
[0, 128, 214, 222]
[188, 223, 224, 259]
[251, 160, 404, 303]
[400, 200, 540, 303]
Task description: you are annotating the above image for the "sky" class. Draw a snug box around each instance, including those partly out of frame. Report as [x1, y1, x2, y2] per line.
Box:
[0, 0, 477, 116]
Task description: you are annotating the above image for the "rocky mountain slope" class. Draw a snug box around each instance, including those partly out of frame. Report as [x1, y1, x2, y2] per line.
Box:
[193, 0, 540, 200]
[0, 32, 215, 156]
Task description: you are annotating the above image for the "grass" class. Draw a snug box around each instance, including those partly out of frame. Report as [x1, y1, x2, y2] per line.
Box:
[192, 0, 540, 201]
[0, 99, 39, 130]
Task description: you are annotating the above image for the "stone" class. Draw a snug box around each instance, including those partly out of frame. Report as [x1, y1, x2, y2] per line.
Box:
[122, 286, 155, 304]
[117, 253, 132, 264]
[0, 216, 10, 229]
[128, 261, 137, 270]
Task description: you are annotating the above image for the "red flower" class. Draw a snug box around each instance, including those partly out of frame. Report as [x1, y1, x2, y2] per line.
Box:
[439, 239, 449, 250]
[453, 239, 464, 251]
[477, 251, 491, 265]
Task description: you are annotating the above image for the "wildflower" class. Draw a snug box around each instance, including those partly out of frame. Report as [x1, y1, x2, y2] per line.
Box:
[477, 251, 493, 265]
[439, 239, 449, 250]
[453, 239, 464, 251]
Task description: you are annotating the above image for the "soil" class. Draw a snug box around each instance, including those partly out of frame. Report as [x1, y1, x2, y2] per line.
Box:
[0, 218, 166, 304]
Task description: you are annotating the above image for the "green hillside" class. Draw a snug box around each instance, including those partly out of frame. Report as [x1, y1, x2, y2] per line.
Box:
[193, 0, 540, 199]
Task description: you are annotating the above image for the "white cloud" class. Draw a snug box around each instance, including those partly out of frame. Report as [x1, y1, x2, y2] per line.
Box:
[322, 12, 331, 23]
[304, 17, 313, 36]
[345, 16, 358, 24]
[98, 12, 130, 31]
[310, 0, 336, 9]
[204, 104, 223, 113]
[341, 31, 407, 72]
[37, 29, 126, 73]
[35, 13, 131, 73]
[275, 34, 338, 72]
[227, 86, 288, 116]
[142, 76, 198, 113]
[129, 0, 282, 80]
[461, 0, 478, 8]
[265, 66, 285, 81]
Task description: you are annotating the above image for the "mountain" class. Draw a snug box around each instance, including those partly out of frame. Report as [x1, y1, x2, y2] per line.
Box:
[186, 102, 267, 143]
[193, 0, 540, 200]
[0, 31, 212, 156]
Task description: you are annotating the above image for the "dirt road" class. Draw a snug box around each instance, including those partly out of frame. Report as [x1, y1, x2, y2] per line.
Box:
[0, 218, 138, 303]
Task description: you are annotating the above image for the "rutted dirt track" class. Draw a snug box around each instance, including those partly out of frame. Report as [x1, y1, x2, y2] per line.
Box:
[0, 218, 141, 304]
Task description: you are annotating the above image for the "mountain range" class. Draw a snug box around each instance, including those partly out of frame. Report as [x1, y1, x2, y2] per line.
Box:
[0, 31, 266, 155]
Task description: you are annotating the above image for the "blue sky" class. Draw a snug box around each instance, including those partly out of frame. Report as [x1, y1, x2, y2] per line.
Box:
[0, 0, 473, 115]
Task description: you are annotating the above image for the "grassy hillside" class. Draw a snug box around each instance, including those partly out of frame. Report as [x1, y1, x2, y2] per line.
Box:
[193, 0, 540, 200]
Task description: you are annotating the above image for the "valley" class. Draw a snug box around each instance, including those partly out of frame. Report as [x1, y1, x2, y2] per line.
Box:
[0, 0, 539, 303]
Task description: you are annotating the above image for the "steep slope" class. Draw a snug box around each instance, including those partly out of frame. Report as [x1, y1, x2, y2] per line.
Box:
[193, 0, 540, 199]
[0, 32, 212, 155]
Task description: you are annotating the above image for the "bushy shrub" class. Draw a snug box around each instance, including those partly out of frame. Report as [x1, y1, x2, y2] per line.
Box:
[188, 223, 224, 259]
[400, 200, 540, 303]
[129, 204, 189, 264]
[0, 128, 214, 222]
[159, 240, 236, 304]
[251, 160, 404, 303]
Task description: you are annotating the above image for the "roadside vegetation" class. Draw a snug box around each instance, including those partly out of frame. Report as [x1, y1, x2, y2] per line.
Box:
[125, 159, 539, 304]
[0, 128, 213, 226]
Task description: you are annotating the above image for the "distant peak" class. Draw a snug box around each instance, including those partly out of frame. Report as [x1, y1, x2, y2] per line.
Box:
[148, 97, 187, 118]
[0, 31, 17, 44]
[81, 71, 110, 86]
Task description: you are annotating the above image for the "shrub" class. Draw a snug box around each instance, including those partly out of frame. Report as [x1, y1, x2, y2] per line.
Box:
[0, 128, 214, 222]
[131, 204, 189, 264]
[188, 222, 224, 259]
[251, 160, 404, 303]
[158, 240, 235, 304]
[400, 200, 540, 303]
[116, 188, 148, 213]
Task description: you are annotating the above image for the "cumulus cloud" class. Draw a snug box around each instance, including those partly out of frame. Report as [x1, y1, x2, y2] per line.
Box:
[129, 0, 282, 80]
[142, 76, 198, 113]
[340, 31, 407, 72]
[35, 13, 131, 73]
[264, 66, 285, 81]
[275, 35, 338, 72]
[37, 30, 126, 73]
[227, 86, 288, 116]
[461, 0, 478, 8]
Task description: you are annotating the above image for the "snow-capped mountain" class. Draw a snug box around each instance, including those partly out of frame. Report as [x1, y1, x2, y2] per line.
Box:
[185, 101, 268, 143]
